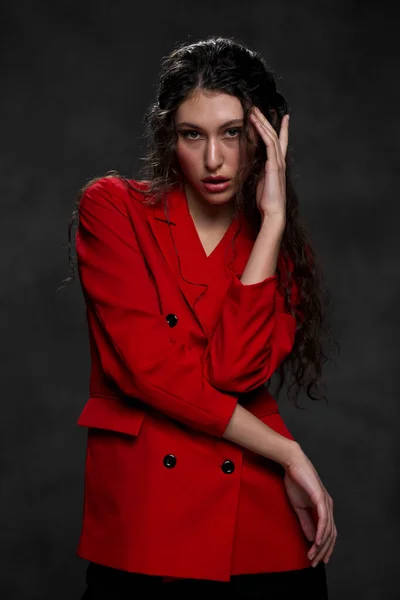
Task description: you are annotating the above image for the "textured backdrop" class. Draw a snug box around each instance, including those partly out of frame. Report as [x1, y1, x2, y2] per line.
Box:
[1, 1, 399, 598]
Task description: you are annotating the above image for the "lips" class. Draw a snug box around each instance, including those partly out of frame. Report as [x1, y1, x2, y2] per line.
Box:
[202, 177, 230, 183]
[202, 179, 231, 193]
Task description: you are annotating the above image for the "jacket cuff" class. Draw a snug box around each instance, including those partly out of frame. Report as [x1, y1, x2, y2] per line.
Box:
[228, 272, 277, 314]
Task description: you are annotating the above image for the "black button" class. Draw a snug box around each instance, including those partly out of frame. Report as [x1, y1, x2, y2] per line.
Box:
[166, 314, 178, 328]
[163, 454, 177, 468]
[221, 460, 235, 474]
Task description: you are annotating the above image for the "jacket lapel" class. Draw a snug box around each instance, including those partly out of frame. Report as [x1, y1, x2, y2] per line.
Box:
[147, 183, 209, 312]
[147, 182, 261, 334]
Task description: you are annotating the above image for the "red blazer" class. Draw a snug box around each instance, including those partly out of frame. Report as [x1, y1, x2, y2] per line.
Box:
[75, 176, 312, 582]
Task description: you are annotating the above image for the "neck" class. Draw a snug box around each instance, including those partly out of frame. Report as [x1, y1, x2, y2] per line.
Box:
[183, 181, 235, 230]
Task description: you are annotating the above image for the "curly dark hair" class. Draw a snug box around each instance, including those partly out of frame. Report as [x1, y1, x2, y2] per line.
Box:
[59, 35, 338, 407]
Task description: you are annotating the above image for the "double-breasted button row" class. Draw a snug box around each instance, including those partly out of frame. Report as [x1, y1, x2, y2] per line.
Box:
[163, 454, 177, 468]
[166, 313, 178, 327]
[221, 460, 235, 474]
[162, 455, 235, 474]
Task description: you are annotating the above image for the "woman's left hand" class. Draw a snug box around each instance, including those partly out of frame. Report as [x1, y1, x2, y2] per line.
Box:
[249, 106, 289, 221]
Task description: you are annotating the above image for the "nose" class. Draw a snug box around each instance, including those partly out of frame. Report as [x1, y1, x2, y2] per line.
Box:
[204, 137, 223, 171]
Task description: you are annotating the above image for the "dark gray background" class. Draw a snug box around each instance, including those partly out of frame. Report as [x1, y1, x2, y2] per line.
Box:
[1, 1, 399, 598]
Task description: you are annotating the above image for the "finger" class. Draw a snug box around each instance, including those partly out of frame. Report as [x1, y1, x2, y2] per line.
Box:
[294, 506, 316, 543]
[311, 532, 332, 568]
[250, 111, 282, 165]
[279, 114, 289, 160]
[306, 500, 327, 561]
[315, 500, 328, 547]
[312, 504, 335, 566]
[249, 115, 281, 169]
[252, 106, 279, 139]
[314, 517, 336, 567]
[318, 497, 332, 549]
[254, 107, 289, 163]
[323, 527, 337, 564]
[252, 106, 284, 159]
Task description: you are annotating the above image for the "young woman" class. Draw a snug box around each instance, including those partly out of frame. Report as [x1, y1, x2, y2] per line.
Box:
[64, 35, 337, 598]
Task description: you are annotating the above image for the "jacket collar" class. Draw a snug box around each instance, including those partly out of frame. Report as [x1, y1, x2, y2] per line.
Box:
[147, 182, 255, 318]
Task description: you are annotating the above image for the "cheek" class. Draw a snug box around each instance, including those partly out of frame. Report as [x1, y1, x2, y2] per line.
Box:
[230, 138, 247, 164]
[175, 144, 197, 175]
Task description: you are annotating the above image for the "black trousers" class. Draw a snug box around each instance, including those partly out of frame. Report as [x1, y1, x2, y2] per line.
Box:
[80, 561, 329, 599]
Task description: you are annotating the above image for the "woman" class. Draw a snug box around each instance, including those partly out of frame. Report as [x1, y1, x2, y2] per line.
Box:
[64, 36, 337, 598]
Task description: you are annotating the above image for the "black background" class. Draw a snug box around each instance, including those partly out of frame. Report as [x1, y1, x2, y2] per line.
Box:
[1, 1, 399, 598]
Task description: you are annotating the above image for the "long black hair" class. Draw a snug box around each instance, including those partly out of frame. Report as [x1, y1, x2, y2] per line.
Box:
[59, 35, 338, 407]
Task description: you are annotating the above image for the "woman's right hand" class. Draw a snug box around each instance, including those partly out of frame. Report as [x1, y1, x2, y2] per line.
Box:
[283, 448, 337, 567]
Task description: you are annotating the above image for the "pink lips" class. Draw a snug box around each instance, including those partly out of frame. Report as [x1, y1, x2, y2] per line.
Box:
[202, 179, 230, 193]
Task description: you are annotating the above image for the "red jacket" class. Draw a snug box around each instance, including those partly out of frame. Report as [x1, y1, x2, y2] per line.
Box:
[75, 176, 312, 582]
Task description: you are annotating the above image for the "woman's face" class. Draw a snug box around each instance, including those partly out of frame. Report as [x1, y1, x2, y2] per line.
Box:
[174, 89, 254, 206]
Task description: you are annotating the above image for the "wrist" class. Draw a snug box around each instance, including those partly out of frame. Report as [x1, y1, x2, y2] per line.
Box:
[260, 213, 286, 232]
[277, 440, 303, 470]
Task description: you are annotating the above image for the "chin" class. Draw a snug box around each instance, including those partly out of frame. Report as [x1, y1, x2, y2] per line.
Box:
[205, 194, 235, 205]
[197, 184, 236, 203]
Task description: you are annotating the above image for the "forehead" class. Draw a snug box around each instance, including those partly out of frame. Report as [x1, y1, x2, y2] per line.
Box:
[175, 89, 243, 126]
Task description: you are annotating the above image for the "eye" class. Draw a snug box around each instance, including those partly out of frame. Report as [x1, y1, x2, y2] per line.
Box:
[179, 128, 242, 140]
[225, 128, 242, 138]
[180, 130, 201, 140]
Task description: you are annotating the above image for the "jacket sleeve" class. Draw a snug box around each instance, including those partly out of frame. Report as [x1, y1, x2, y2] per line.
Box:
[203, 253, 301, 394]
[76, 178, 238, 438]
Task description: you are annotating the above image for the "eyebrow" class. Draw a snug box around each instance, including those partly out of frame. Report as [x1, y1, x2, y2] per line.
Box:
[175, 118, 244, 129]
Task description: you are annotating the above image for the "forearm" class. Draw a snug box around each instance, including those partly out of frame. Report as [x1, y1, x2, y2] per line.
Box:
[240, 215, 286, 285]
[203, 215, 293, 392]
[222, 402, 300, 468]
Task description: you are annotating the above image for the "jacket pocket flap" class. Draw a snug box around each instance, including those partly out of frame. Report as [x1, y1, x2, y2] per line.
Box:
[77, 394, 145, 436]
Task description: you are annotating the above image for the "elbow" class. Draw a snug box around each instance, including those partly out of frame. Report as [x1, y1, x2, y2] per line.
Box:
[204, 353, 270, 394]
